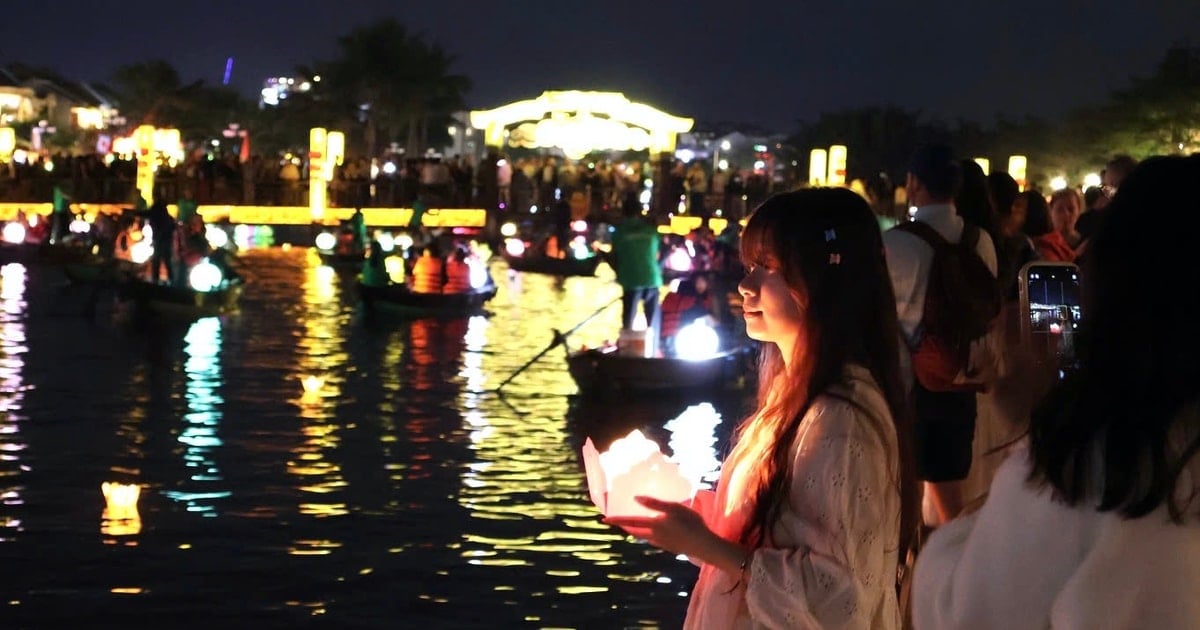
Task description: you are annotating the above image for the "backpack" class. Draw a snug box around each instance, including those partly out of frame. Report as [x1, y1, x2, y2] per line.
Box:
[896, 221, 1002, 392]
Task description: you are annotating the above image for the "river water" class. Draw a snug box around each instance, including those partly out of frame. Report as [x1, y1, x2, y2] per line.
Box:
[0, 248, 753, 629]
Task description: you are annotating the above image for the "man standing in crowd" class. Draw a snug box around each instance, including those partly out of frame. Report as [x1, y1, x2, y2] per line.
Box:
[883, 143, 999, 526]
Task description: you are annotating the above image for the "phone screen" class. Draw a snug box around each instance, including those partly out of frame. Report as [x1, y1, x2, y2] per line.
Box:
[1025, 264, 1082, 376]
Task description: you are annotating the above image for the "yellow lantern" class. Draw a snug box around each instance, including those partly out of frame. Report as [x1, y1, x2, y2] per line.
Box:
[324, 132, 345, 182]
[808, 148, 828, 187]
[1008, 155, 1028, 191]
[827, 145, 848, 187]
[0, 127, 15, 160]
[581, 429, 695, 517]
[309, 128, 327, 220]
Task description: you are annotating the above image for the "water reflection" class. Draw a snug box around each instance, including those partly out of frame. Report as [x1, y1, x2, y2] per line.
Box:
[289, 256, 350, 529]
[161, 316, 231, 514]
[0, 263, 28, 539]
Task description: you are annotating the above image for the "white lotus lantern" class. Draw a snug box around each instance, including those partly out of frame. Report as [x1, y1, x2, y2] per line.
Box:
[582, 429, 695, 517]
[301, 375, 324, 394]
[101, 482, 141, 521]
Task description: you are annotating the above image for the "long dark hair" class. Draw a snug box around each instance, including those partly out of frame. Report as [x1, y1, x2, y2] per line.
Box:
[737, 188, 919, 556]
[1029, 155, 1200, 521]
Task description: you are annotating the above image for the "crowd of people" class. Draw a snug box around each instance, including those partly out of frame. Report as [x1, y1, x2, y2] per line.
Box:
[604, 145, 1199, 629]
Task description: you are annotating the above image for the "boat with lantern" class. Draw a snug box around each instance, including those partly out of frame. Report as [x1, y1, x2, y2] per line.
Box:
[565, 321, 755, 397]
[116, 258, 243, 318]
[357, 280, 498, 318]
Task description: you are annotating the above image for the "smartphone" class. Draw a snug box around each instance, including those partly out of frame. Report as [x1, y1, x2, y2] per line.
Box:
[1018, 261, 1082, 378]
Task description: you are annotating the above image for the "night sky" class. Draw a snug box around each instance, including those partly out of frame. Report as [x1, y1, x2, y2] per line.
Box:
[3, 0, 1198, 130]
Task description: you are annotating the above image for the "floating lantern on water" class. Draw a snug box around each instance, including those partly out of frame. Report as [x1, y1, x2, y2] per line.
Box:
[101, 482, 142, 535]
[582, 429, 694, 517]
[302, 375, 324, 395]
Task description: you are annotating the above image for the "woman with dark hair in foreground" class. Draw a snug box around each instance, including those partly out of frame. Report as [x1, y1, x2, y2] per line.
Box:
[607, 189, 918, 628]
[914, 155, 1200, 629]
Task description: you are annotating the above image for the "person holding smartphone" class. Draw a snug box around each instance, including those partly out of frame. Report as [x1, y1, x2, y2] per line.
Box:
[913, 154, 1200, 629]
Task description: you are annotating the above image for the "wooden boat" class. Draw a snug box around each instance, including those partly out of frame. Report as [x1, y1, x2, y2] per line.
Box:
[358, 281, 497, 318]
[117, 278, 244, 318]
[0, 242, 98, 266]
[566, 344, 754, 397]
[502, 251, 602, 277]
[317, 249, 365, 272]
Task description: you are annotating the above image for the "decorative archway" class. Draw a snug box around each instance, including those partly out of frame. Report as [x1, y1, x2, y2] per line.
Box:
[469, 91, 694, 159]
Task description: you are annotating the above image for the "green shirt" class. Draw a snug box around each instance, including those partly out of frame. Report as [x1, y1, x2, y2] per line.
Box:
[611, 218, 663, 290]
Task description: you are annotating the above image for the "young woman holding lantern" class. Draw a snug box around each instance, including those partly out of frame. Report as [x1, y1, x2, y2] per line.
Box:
[606, 188, 918, 629]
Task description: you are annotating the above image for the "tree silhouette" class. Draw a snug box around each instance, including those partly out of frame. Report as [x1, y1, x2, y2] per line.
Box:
[321, 18, 470, 158]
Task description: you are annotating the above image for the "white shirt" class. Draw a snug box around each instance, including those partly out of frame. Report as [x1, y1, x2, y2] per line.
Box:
[913, 446, 1200, 630]
[882, 204, 998, 346]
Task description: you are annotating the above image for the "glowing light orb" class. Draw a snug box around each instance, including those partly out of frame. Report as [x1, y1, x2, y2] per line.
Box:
[188, 260, 223, 292]
[376, 233, 395, 252]
[500, 222, 518, 237]
[2, 222, 25, 244]
[570, 239, 591, 260]
[666, 247, 693, 273]
[1049, 176, 1068, 191]
[314, 232, 336, 251]
[129, 240, 153, 264]
[1083, 173, 1102, 189]
[396, 232, 414, 250]
[384, 256, 405, 283]
[675, 320, 720, 361]
[504, 238, 526, 257]
[571, 219, 588, 233]
[468, 260, 489, 289]
[205, 224, 229, 249]
[69, 217, 91, 234]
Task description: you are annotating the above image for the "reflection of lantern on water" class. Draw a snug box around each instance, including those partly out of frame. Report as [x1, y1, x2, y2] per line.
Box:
[582, 429, 695, 517]
[101, 482, 142, 536]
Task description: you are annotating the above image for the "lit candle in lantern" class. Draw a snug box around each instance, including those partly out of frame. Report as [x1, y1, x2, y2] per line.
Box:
[101, 482, 142, 535]
[582, 429, 695, 517]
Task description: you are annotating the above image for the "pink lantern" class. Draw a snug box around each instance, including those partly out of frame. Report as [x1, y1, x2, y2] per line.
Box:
[582, 429, 695, 517]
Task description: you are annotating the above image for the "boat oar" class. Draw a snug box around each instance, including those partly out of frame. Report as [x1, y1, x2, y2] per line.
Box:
[495, 295, 620, 392]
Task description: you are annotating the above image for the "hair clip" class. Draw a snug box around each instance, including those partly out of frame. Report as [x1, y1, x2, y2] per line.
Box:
[824, 229, 837, 242]
[829, 253, 842, 265]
